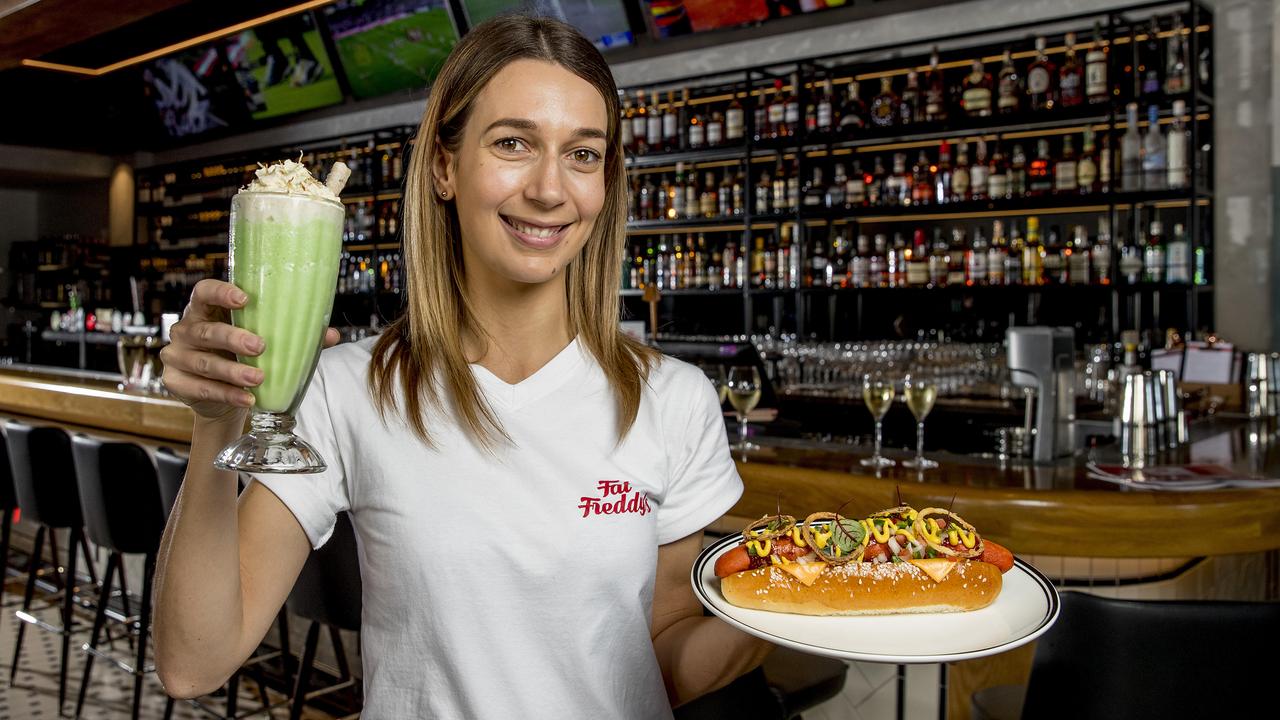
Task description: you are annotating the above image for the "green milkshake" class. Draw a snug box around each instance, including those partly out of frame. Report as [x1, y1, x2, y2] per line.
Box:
[215, 159, 348, 473]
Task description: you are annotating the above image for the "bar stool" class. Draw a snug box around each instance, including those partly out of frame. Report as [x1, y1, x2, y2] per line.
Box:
[285, 511, 361, 720]
[0, 423, 20, 631]
[154, 447, 293, 718]
[70, 434, 174, 720]
[4, 419, 95, 714]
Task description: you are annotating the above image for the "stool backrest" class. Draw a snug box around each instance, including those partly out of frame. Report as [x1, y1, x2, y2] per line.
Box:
[286, 511, 361, 632]
[4, 421, 81, 528]
[154, 447, 188, 521]
[1021, 591, 1280, 719]
[0, 424, 17, 511]
[71, 435, 166, 555]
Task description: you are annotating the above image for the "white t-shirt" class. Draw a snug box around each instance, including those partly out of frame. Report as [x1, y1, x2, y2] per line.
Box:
[251, 335, 742, 719]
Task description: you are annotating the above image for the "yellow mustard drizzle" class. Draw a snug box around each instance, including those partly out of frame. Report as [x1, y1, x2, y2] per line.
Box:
[748, 539, 772, 557]
[813, 527, 833, 549]
[919, 519, 942, 543]
[770, 553, 791, 565]
[790, 527, 807, 548]
[948, 530, 960, 546]
[871, 518, 893, 543]
[896, 527, 917, 543]
[959, 528, 977, 549]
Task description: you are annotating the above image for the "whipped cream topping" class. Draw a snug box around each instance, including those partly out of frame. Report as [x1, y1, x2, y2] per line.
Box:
[240, 159, 339, 201]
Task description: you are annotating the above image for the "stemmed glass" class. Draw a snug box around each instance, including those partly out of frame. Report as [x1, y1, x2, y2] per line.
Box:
[902, 371, 939, 470]
[860, 372, 896, 467]
[705, 364, 728, 407]
[727, 366, 762, 451]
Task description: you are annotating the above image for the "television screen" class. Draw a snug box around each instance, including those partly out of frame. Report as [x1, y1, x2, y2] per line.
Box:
[143, 11, 343, 138]
[643, 0, 844, 39]
[460, 0, 634, 51]
[322, 0, 460, 100]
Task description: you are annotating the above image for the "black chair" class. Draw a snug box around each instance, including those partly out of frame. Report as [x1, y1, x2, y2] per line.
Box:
[70, 434, 174, 720]
[0, 424, 20, 633]
[971, 591, 1280, 720]
[285, 511, 361, 720]
[673, 641, 847, 720]
[4, 419, 97, 714]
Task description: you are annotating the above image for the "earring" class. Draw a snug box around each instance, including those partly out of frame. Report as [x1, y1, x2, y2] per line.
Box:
[440, 189, 449, 199]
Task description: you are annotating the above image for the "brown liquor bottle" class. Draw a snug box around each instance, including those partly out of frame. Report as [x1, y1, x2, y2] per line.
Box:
[996, 48, 1022, 114]
[961, 59, 994, 117]
[1026, 36, 1057, 111]
[1059, 33, 1084, 108]
[870, 77, 898, 128]
[923, 47, 948, 122]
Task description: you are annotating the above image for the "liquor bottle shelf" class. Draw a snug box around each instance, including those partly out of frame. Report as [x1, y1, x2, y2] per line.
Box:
[620, 282, 1213, 297]
[626, 216, 747, 231]
[793, 188, 1206, 222]
[625, 144, 747, 169]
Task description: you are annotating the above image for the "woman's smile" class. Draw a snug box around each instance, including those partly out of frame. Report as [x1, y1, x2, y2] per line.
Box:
[499, 213, 575, 250]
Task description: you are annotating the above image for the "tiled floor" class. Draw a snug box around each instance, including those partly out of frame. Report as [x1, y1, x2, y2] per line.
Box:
[0, 572, 333, 720]
[802, 661, 941, 720]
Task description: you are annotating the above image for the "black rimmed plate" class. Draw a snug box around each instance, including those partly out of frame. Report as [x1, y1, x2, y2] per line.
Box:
[692, 532, 1060, 663]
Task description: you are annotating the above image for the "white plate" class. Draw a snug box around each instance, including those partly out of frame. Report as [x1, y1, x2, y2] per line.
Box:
[692, 532, 1060, 664]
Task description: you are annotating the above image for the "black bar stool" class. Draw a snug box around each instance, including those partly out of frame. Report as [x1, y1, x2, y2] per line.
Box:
[286, 511, 361, 720]
[0, 423, 20, 632]
[155, 447, 293, 719]
[4, 419, 95, 714]
[70, 434, 174, 720]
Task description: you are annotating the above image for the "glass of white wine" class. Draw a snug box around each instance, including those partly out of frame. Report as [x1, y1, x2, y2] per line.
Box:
[902, 371, 940, 470]
[859, 372, 896, 468]
[727, 366, 762, 451]
[705, 364, 728, 406]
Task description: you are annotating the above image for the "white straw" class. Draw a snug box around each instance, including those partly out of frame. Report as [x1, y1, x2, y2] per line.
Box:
[325, 162, 351, 196]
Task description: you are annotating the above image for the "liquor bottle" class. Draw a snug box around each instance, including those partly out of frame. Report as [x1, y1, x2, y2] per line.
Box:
[700, 171, 718, 218]
[1025, 218, 1046, 285]
[900, 71, 921, 125]
[1059, 32, 1084, 107]
[1069, 226, 1091, 285]
[732, 167, 745, 216]
[1006, 220, 1026, 285]
[946, 228, 967, 286]
[1091, 217, 1112, 285]
[1165, 15, 1191, 95]
[906, 229, 930, 287]
[1166, 222, 1190, 283]
[970, 139, 989, 200]
[850, 232, 870, 288]
[839, 80, 868, 133]
[620, 95, 635, 152]
[784, 73, 802, 138]
[927, 227, 949, 288]
[1167, 99, 1188, 189]
[1026, 36, 1057, 111]
[1118, 230, 1143, 284]
[772, 159, 787, 213]
[886, 152, 908, 206]
[1143, 219, 1166, 283]
[1041, 225, 1067, 285]
[832, 229, 852, 287]
[1054, 134, 1078, 194]
[1121, 103, 1142, 191]
[1009, 143, 1028, 197]
[726, 92, 745, 142]
[662, 91, 680, 151]
[810, 229, 831, 287]
[870, 77, 899, 128]
[869, 232, 889, 287]
[967, 226, 989, 286]
[924, 47, 948, 122]
[786, 161, 800, 211]
[987, 220, 1008, 285]
[934, 140, 953, 204]
[702, 110, 722, 146]
[718, 170, 734, 217]
[655, 235, 669, 289]
[803, 167, 826, 208]
[844, 159, 865, 207]
[1099, 132, 1113, 193]
[1193, 232, 1208, 286]
[887, 232, 908, 287]
[632, 89, 650, 154]
[656, 175, 671, 220]
[868, 156, 886, 206]
[1139, 18, 1162, 97]
[827, 163, 847, 208]
[1086, 21, 1109, 104]
[755, 171, 771, 215]
[952, 142, 971, 202]
[754, 236, 769, 289]
[645, 89, 665, 152]
[815, 78, 834, 134]
[1027, 139, 1053, 196]
[767, 79, 786, 139]
[722, 241, 737, 288]
[669, 163, 687, 220]
[1077, 129, 1098, 194]
[987, 144, 1009, 199]
[1142, 104, 1167, 190]
[962, 59, 994, 117]
[997, 48, 1023, 114]
[687, 103, 705, 149]
[911, 150, 932, 206]
[638, 174, 655, 220]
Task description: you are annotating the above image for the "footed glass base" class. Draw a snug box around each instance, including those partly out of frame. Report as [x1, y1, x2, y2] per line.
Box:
[859, 454, 896, 468]
[214, 412, 327, 474]
[902, 456, 939, 470]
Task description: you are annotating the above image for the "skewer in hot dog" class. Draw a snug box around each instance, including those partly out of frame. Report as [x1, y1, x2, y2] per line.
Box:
[713, 506, 1014, 616]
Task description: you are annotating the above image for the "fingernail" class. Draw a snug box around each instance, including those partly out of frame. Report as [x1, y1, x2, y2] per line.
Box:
[245, 369, 264, 385]
[241, 393, 255, 407]
[247, 337, 264, 353]
[233, 291, 248, 304]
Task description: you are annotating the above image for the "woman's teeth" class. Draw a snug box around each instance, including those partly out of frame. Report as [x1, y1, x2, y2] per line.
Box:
[505, 217, 565, 238]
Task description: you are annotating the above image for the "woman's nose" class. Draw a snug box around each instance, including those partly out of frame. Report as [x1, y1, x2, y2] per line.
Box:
[524, 154, 566, 207]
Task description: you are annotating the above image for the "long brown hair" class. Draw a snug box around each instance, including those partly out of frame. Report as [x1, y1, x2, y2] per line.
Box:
[369, 14, 657, 448]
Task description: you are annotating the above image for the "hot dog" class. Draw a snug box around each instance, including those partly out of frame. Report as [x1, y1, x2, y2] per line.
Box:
[715, 506, 1014, 616]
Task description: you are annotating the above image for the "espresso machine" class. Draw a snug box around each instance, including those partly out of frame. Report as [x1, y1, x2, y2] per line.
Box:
[1007, 327, 1077, 464]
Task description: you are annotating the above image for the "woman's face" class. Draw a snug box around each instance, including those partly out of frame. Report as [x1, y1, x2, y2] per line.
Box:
[436, 59, 610, 288]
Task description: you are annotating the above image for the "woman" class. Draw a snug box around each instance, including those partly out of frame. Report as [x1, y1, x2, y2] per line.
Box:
[153, 14, 773, 718]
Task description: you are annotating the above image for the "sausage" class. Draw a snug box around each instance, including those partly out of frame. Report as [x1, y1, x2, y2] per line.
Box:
[979, 540, 1014, 573]
[714, 536, 808, 578]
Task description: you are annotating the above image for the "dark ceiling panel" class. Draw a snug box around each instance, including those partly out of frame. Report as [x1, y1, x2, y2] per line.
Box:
[0, 0, 193, 71]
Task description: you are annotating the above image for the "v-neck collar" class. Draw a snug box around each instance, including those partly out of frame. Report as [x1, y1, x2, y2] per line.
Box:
[469, 337, 586, 410]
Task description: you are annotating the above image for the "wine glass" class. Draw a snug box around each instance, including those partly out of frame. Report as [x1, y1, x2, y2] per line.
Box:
[727, 366, 762, 451]
[705, 364, 728, 407]
[902, 371, 939, 470]
[859, 372, 896, 468]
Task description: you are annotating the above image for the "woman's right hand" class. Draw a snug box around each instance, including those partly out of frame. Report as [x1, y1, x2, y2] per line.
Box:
[160, 279, 343, 422]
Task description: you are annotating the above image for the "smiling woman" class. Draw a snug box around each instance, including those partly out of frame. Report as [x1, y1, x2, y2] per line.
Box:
[152, 12, 770, 720]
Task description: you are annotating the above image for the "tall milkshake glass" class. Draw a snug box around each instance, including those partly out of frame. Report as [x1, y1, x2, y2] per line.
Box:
[214, 179, 345, 473]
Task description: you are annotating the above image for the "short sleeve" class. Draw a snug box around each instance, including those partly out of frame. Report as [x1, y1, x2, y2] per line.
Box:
[247, 360, 350, 549]
[655, 371, 744, 545]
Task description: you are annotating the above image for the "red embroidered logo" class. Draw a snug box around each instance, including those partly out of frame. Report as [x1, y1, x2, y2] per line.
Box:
[578, 480, 651, 518]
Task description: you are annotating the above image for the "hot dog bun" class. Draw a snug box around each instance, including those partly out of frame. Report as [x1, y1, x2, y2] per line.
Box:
[720, 560, 1003, 616]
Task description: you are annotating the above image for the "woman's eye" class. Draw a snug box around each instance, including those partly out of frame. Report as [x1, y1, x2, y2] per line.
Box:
[572, 148, 602, 166]
[495, 138, 524, 153]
